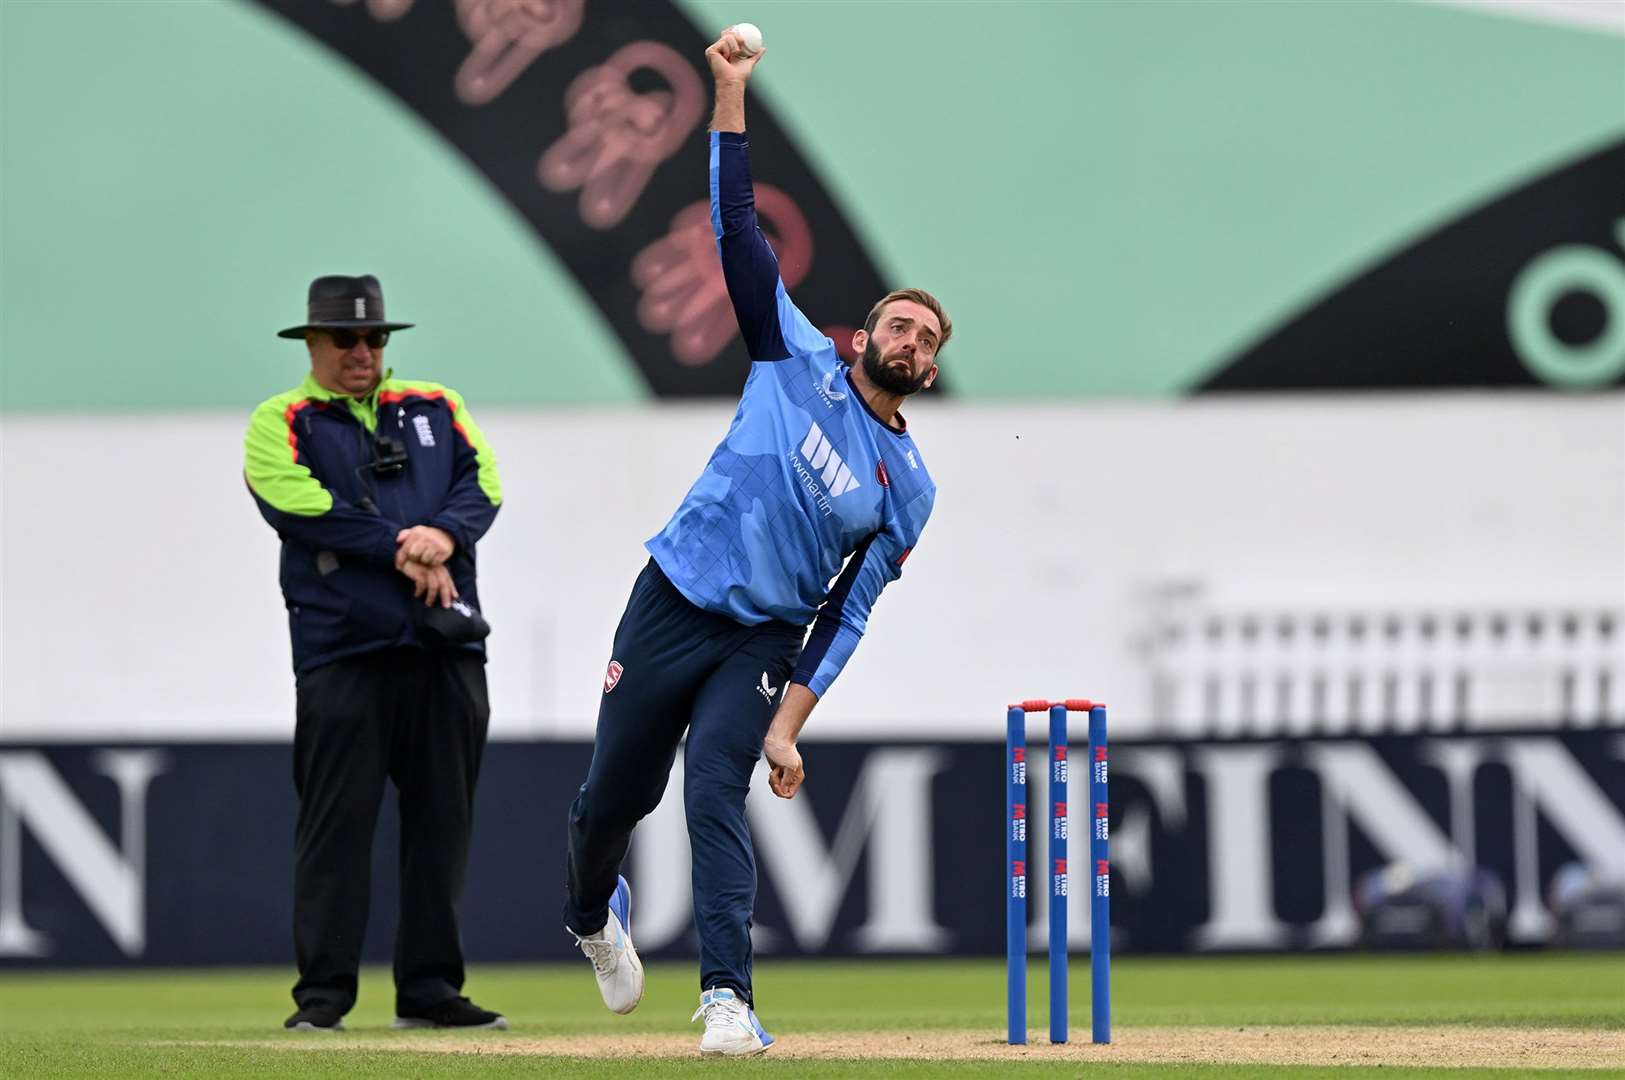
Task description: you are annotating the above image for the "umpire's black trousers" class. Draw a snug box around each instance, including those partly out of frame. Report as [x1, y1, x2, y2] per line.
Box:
[291, 647, 490, 1015]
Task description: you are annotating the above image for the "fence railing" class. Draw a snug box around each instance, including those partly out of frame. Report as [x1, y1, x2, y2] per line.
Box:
[1142, 606, 1624, 737]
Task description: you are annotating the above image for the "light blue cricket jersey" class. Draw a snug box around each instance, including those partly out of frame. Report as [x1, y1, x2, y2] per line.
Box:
[646, 131, 937, 698]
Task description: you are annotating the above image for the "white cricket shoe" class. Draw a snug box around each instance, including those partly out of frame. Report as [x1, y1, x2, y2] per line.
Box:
[571, 875, 644, 1014]
[690, 987, 774, 1056]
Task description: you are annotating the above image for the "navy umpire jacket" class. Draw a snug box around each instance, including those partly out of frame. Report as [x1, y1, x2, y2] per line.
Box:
[243, 372, 503, 674]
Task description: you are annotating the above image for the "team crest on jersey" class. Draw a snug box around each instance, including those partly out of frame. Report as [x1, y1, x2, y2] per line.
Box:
[604, 660, 624, 693]
[876, 460, 890, 487]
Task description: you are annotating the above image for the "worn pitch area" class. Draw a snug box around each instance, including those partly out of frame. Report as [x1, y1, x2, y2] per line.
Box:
[239, 1026, 1625, 1069]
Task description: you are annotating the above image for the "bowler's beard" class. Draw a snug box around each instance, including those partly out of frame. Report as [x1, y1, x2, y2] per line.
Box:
[861, 338, 932, 396]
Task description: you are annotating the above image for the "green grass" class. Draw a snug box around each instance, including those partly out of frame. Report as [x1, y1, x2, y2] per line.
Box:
[0, 954, 1620, 1077]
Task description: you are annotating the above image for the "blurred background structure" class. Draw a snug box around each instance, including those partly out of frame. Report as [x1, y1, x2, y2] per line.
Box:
[2, 0, 1621, 968]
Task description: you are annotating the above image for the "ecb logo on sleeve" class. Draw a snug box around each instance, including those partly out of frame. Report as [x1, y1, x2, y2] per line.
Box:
[604, 660, 625, 693]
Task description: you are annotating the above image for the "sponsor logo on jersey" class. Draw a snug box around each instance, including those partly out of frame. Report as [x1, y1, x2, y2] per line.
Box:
[788, 420, 862, 516]
[798, 421, 861, 496]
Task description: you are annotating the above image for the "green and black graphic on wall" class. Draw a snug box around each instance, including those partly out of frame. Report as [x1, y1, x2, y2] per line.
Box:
[1204, 140, 1625, 391]
[3, 1, 1621, 409]
[252, 0, 913, 398]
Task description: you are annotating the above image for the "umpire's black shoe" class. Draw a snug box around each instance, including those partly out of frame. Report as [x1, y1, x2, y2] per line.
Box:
[284, 1001, 346, 1032]
[393, 996, 508, 1030]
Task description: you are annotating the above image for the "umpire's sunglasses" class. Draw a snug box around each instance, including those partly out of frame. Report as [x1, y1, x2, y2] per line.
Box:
[328, 328, 390, 350]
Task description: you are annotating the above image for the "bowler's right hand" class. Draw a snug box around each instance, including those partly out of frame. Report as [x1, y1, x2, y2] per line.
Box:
[705, 27, 765, 86]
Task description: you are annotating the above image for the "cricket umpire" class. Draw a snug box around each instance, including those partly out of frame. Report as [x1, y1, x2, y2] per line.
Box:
[244, 274, 506, 1032]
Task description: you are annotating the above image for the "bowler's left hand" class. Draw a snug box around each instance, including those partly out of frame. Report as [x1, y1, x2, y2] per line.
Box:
[764, 735, 804, 800]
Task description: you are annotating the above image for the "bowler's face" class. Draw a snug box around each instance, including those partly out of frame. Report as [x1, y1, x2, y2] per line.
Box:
[307, 330, 385, 397]
[859, 300, 941, 395]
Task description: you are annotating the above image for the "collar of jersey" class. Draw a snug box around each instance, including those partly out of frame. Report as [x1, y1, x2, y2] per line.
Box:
[298, 368, 395, 431]
[845, 368, 911, 437]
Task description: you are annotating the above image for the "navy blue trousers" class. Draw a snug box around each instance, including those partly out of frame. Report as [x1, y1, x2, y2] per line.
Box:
[565, 559, 803, 1004]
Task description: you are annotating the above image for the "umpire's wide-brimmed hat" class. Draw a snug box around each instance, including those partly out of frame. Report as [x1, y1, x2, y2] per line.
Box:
[277, 274, 415, 338]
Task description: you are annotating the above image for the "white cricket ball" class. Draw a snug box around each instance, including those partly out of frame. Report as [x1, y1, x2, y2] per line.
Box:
[733, 22, 763, 57]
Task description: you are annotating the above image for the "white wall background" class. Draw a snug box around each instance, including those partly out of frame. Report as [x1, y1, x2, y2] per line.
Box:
[2, 393, 1621, 742]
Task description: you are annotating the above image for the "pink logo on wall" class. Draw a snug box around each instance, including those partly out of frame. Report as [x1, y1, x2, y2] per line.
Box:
[454, 0, 585, 106]
[330, 0, 416, 21]
[632, 184, 813, 367]
[538, 42, 705, 229]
